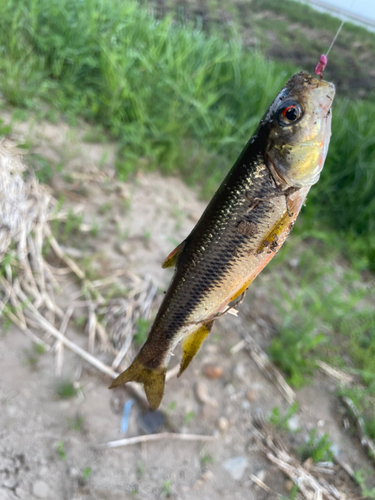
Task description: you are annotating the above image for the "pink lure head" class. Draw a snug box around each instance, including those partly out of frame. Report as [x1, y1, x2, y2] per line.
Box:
[315, 54, 327, 79]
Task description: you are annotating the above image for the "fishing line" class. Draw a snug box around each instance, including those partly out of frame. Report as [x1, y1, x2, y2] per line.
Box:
[326, 18, 346, 56]
[315, 0, 355, 78]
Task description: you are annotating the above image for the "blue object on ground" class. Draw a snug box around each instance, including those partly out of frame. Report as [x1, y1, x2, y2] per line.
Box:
[121, 399, 135, 434]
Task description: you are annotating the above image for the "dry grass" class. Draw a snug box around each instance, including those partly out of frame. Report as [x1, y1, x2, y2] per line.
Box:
[0, 144, 161, 405]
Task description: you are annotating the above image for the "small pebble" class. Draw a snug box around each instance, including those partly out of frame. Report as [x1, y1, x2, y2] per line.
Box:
[241, 400, 251, 410]
[201, 470, 214, 482]
[217, 417, 229, 432]
[118, 184, 131, 199]
[287, 414, 300, 432]
[246, 389, 257, 402]
[233, 363, 246, 381]
[32, 480, 49, 498]
[115, 241, 131, 255]
[317, 419, 325, 427]
[222, 456, 248, 481]
[303, 457, 313, 470]
[69, 467, 80, 479]
[256, 469, 266, 482]
[330, 443, 340, 457]
[285, 479, 294, 492]
[6, 406, 18, 418]
[202, 364, 223, 379]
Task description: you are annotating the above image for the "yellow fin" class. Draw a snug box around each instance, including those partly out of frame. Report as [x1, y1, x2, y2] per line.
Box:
[109, 357, 166, 410]
[178, 322, 214, 377]
[257, 204, 298, 254]
[229, 278, 254, 302]
[162, 240, 186, 268]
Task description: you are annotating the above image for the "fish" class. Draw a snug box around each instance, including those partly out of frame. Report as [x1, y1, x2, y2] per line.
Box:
[109, 71, 335, 409]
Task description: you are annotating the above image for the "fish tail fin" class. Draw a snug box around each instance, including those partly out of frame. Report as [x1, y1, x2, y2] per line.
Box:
[178, 321, 214, 377]
[109, 356, 166, 410]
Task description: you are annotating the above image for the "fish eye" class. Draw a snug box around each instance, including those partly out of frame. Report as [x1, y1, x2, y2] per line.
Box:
[277, 101, 303, 126]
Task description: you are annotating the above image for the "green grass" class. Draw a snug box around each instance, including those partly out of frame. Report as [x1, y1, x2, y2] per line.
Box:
[0, 0, 289, 171]
[270, 241, 374, 372]
[200, 453, 215, 467]
[23, 342, 46, 368]
[67, 414, 85, 432]
[55, 379, 78, 399]
[52, 210, 84, 243]
[269, 402, 299, 431]
[31, 155, 55, 184]
[184, 410, 195, 424]
[81, 466, 92, 481]
[147, 0, 375, 98]
[267, 239, 375, 441]
[134, 318, 150, 346]
[339, 385, 375, 444]
[353, 469, 375, 499]
[299, 429, 334, 463]
[162, 479, 172, 498]
[57, 441, 66, 460]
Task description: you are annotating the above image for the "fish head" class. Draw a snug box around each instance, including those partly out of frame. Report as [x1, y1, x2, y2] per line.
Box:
[265, 71, 335, 188]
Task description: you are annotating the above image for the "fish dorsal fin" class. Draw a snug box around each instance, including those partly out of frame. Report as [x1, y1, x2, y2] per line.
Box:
[162, 240, 186, 269]
[178, 321, 214, 377]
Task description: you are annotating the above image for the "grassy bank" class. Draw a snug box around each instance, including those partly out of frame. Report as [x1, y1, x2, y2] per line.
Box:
[145, 0, 375, 98]
[265, 239, 375, 441]
[0, 0, 374, 271]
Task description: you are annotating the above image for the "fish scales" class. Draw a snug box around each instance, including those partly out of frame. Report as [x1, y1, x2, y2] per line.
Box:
[150, 162, 279, 344]
[110, 72, 335, 409]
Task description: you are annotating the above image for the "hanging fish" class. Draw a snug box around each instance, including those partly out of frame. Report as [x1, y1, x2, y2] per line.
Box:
[110, 71, 335, 409]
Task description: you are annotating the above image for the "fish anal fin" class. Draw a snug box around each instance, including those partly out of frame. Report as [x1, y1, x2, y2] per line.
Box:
[178, 322, 214, 377]
[162, 240, 186, 269]
[109, 357, 166, 410]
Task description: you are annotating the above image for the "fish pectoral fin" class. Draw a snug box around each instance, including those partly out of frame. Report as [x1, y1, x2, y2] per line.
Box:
[162, 239, 186, 268]
[109, 357, 166, 410]
[178, 321, 214, 378]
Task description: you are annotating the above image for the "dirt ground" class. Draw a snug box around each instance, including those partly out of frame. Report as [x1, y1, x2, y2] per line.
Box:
[0, 117, 373, 500]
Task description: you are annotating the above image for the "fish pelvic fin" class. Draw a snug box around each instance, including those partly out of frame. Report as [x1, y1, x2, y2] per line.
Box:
[162, 239, 186, 268]
[178, 321, 214, 378]
[109, 357, 166, 410]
